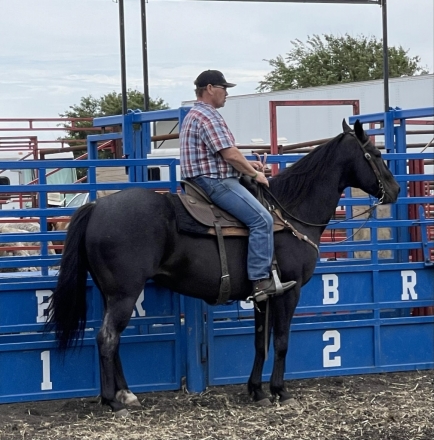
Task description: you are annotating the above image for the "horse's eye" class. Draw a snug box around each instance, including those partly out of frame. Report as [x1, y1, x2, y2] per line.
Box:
[370, 147, 381, 158]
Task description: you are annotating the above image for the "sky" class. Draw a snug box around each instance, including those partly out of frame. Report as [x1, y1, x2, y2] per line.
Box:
[0, 0, 433, 119]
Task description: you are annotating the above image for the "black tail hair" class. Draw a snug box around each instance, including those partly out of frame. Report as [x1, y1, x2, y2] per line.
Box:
[45, 203, 95, 350]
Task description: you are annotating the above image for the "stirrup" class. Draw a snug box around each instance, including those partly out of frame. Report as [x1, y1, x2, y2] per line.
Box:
[271, 268, 284, 294]
[248, 271, 297, 303]
[253, 281, 297, 302]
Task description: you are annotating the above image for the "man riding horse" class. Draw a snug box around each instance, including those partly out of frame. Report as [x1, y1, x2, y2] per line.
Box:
[180, 70, 297, 301]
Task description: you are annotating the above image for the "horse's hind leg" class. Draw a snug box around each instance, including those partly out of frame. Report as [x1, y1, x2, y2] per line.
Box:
[114, 350, 141, 408]
[97, 292, 141, 416]
[248, 305, 272, 406]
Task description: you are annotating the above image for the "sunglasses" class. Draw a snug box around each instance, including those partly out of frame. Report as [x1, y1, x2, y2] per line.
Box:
[211, 85, 227, 90]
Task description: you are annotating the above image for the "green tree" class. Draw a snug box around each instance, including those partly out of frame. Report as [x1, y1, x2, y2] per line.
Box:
[59, 90, 170, 179]
[258, 34, 429, 92]
[60, 89, 170, 141]
[99, 90, 169, 116]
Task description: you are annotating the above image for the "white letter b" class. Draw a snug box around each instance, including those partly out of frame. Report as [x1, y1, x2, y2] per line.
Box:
[322, 274, 339, 304]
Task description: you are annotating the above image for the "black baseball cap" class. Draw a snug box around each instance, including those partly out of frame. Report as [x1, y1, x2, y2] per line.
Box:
[194, 70, 236, 88]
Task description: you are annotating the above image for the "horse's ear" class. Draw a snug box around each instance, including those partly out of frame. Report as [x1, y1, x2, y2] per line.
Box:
[342, 119, 352, 133]
[354, 119, 365, 140]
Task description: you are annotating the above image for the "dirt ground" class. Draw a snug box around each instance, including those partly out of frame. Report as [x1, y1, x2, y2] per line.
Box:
[0, 370, 433, 440]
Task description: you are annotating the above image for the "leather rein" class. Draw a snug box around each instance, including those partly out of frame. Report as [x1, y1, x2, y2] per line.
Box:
[262, 132, 388, 245]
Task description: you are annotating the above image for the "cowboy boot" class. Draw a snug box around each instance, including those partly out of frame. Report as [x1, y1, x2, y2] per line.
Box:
[252, 274, 297, 302]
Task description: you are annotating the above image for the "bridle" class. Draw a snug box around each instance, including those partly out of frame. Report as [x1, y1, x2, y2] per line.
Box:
[347, 132, 386, 205]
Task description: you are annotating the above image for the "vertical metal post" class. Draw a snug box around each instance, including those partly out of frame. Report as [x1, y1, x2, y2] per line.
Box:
[140, 0, 150, 111]
[394, 113, 410, 264]
[184, 296, 207, 393]
[269, 101, 279, 176]
[381, 0, 390, 112]
[118, 0, 128, 115]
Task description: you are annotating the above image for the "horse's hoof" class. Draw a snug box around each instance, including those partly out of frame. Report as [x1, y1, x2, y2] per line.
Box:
[116, 390, 141, 407]
[280, 397, 300, 408]
[127, 398, 142, 408]
[114, 408, 130, 418]
[255, 397, 272, 407]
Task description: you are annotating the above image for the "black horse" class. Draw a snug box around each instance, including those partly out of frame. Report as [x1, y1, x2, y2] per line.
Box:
[47, 120, 400, 416]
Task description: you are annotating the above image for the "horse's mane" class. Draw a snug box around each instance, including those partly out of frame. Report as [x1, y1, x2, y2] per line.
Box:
[269, 133, 345, 210]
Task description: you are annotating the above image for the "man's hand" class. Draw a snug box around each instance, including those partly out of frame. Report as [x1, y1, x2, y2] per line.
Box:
[254, 171, 269, 187]
[250, 160, 264, 172]
[219, 147, 268, 186]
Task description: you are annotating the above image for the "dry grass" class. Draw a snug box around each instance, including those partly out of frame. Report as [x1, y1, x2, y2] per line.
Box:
[0, 370, 433, 440]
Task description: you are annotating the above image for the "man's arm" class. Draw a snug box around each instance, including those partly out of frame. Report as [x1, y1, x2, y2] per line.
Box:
[219, 147, 269, 186]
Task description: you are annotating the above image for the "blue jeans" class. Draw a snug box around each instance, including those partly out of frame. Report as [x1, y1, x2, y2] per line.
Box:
[193, 176, 273, 280]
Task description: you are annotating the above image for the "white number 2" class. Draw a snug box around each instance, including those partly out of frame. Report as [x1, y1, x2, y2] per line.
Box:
[323, 330, 342, 367]
[41, 350, 53, 390]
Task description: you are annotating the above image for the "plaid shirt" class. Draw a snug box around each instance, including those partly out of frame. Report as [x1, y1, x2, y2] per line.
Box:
[180, 102, 241, 179]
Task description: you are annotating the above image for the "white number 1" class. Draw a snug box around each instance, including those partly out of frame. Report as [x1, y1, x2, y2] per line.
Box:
[323, 330, 342, 367]
[41, 350, 53, 390]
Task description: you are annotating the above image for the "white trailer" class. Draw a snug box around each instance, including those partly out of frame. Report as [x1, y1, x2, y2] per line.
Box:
[182, 73, 434, 146]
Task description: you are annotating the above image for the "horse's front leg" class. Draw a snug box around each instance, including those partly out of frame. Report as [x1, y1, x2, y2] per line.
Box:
[247, 304, 272, 406]
[269, 289, 300, 405]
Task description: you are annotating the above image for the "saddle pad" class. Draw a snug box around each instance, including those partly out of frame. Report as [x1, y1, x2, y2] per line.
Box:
[177, 193, 245, 228]
[168, 194, 229, 236]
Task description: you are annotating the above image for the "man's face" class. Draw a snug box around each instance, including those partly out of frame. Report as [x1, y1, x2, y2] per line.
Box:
[209, 85, 228, 108]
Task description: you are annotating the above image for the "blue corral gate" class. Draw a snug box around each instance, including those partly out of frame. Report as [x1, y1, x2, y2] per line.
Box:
[0, 106, 433, 403]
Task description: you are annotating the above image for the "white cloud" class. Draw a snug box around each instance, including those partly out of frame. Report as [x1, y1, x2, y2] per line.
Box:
[64, 74, 122, 86]
[0, 0, 432, 117]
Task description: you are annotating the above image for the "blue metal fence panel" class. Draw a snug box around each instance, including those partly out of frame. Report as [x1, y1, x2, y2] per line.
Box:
[0, 276, 182, 404]
[204, 264, 434, 387]
[0, 337, 99, 404]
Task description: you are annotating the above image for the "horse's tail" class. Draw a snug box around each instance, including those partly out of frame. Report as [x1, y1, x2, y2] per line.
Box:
[46, 202, 96, 350]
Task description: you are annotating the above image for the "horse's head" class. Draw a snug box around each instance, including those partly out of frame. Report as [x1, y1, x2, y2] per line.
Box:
[342, 119, 400, 205]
